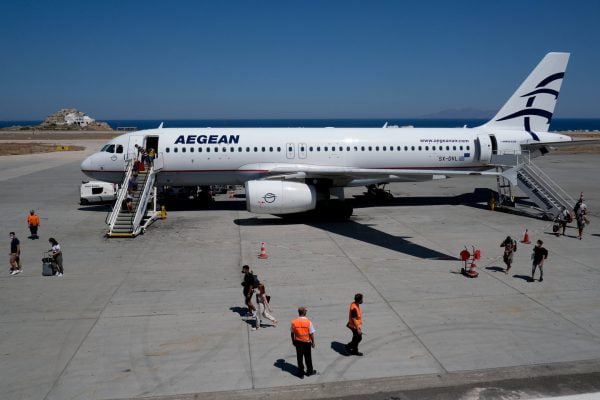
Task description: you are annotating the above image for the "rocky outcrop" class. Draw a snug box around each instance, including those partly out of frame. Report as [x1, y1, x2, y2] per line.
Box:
[36, 109, 113, 130]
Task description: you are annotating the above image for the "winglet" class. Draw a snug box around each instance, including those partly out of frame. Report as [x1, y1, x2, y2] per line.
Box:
[158, 122, 164, 129]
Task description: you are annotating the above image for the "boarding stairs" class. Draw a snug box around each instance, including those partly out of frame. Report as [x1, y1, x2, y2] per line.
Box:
[493, 152, 576, 219]
[106, 158, 162, 238]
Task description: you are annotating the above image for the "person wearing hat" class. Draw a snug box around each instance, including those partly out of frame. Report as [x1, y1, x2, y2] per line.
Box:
[27, 210, 40, 240]
[290, 306, 316, 378]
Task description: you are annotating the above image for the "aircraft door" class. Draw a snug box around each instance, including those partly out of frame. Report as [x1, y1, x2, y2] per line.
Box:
[476, 134, 492, 162]
[286, 143, 295, 159]
[127, 135, 145, 161]
[298, 143, 307, 159]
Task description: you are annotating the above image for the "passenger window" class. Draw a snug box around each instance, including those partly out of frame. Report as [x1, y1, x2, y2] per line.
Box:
[354, 146, 358, 151]
[383, 146, 386, 151]
[182, 147, 186, 153]
[346, 146, 350, 151]
[288, 146, 292, 152]
[299, 146, 303, 152]
[261, 147, 265, 152]
[418, 146, 422, 151]
[238, 147, 242, 152]
[324, 146, 328, 151]
[368, 146, 372, 151]
[411, 146, 415, 151]
[190, 147, 194, 153]
[460, 146, 463, 150]
[269, 147, 273, 152]
[214, 147, 218, 152]
[317, 146, 321, 151]
[331, 147, 335, 152]
[174, 147, 178, 153]
[206, 147, 210, 152]
[375, 146, 379, 151]
[222, 148, 226, 152]
[230, 147, 234, 152]
[198, 147, 202, 152]
[116, 145, 123, 154]
[166, 147, 170, 153]
[432, 146, 436, 151]
[397, 146, 401, 151]
[467, 145, 470, 150]
[453, 146, 456, 151]
[361, 146, 365, 151]
[425, 146, 429, 151]
[446, 146, 450, 150]
[277, 147, 281, 152]
[254, 147, 258, 152]
[309, 146, 313, 152]
[246, 147, 250, 152]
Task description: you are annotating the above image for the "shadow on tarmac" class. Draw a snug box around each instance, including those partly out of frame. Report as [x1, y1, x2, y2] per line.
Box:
[274, 359, 301, 377]
[235, 217, 458, 260]
[331, 341, 350, 357]
[513, 274, 533, 282]
[485, 266, 506, 273]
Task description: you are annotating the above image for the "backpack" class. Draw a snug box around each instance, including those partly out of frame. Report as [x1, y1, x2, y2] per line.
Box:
[251, 273, 260, 287]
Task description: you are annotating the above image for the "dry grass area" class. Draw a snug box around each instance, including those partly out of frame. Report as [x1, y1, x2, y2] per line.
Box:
[556, 132, 600, 154]
[0, 131, 117, 140]
[0, 143, 85, 156]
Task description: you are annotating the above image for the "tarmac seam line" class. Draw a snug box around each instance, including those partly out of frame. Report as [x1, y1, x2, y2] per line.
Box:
[324, 229, 449, 374]
[238, 209, 256, 390]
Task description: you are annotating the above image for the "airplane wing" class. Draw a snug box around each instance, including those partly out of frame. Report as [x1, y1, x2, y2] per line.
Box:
[240, 163, 500, 185]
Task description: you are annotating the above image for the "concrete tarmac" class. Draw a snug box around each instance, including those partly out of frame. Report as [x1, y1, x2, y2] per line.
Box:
[0, 148, 599, 400]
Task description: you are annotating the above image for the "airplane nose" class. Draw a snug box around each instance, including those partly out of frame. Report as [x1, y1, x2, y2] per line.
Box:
[81, 155, 94, 173]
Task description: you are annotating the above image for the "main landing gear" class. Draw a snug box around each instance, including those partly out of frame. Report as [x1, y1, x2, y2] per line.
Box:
[365, 184, 394, 201]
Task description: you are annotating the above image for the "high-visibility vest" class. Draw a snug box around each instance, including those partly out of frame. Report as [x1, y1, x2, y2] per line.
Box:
[291, 318, 311, 342]
[27, 214, 40, 226]
[347, 302, 362, 330]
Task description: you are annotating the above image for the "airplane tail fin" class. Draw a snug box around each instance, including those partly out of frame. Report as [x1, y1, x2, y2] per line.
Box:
[482, 52, 570, 135]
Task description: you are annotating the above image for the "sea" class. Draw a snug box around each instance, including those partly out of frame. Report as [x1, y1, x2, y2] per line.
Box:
[1, 118, 600, 131]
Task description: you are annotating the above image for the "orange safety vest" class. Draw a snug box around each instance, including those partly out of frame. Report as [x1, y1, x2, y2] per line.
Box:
[27, 214, 40, 226]
[347, 302, 362, 330]
[291, 318, 312, 342]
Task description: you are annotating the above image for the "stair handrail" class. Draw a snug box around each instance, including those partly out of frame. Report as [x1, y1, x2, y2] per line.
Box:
[107, 159, 134, 231]
[525, 162, 576, 209]
[131, 165, 156, 235]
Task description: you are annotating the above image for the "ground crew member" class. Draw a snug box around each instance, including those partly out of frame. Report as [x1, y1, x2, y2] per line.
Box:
[290, 307, 316, 378]
[531, 239, 548, 282]
[345, 293, 364, 356]
[27, 210, 40, 240]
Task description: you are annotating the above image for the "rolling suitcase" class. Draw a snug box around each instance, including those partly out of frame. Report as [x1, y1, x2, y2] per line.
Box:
[42, 254, 55, 276]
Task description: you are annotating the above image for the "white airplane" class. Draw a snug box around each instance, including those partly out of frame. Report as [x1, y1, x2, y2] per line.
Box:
[81, 52, 589, 218]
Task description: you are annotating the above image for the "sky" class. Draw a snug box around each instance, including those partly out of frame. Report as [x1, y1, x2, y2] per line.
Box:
[1, 0, 600, 120]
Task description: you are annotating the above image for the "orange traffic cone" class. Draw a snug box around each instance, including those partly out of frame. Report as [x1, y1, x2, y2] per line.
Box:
[521, 229, 531, 244]
[258, 242, 269, 259]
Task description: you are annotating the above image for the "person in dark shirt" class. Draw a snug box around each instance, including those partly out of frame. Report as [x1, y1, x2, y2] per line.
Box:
[241, 265, 257, 320]
[531, 240, 548, 282]
[9, 232, 22, 275]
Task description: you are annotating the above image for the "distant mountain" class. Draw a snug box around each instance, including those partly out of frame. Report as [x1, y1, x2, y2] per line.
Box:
[417, 108, 495, 119]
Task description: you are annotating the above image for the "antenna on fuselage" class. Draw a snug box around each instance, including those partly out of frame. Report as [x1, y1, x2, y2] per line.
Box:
[158, 122, 164, 129]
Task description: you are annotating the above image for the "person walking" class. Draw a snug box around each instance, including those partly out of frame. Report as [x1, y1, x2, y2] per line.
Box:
[531, 240, 548, 282]
[576, 201, 588, 240]
[255, 283, 277, 328]
[27, 210, 40, 240]
[500, 236, 517, 273]
[345, 293, 364, 356]
[241, 265, 258, 320]
[557, 207, 570, 237]
[48, 237, 63, 277]
[290, 307, 316, 378]
[9, 232, 23, 275]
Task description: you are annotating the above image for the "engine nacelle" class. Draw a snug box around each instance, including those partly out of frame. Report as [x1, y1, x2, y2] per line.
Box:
[245, 180, 317, 214]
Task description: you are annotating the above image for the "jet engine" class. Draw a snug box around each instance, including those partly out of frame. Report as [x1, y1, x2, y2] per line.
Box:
[245, 180, 317, 214]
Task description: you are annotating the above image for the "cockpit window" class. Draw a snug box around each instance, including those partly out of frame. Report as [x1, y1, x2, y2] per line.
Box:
[116, 145, 123, 154]
[106, 144, 115, 153]
[101, 145, 109, 151]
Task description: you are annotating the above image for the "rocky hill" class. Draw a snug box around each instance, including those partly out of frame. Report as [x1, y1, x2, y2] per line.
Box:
[38, 108, 112, 130]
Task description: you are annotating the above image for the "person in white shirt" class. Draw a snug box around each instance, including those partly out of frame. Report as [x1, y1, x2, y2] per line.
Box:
[48, 237, 63, 276]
